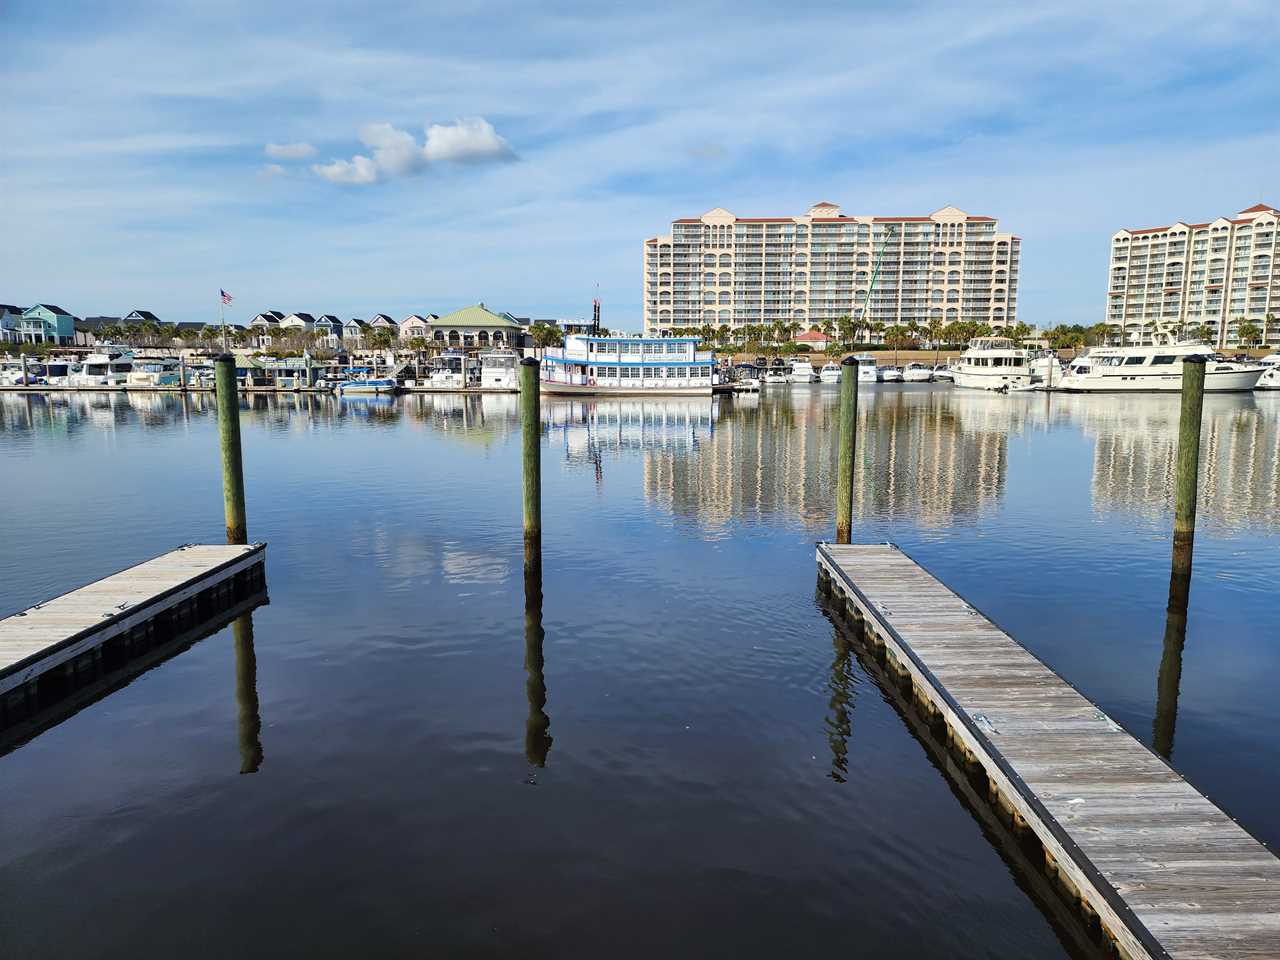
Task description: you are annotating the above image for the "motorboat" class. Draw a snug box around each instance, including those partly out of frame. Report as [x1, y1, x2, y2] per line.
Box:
[1055, 335, 1264, 393]
[901, 362, 933, 383]
[1256, 354, 1280, 391]
[762, 363, 790, 385]
[126, 357, 184, 388]
[41, 360, 82, 386]
[951, 337, 1037, 391]
[931, 364, 955, 382]
[877, 365, 903, 383]
[479, 349, 519, 389]
[0, 360, 44, 385]
[428, 349, 474, 389]
[336, 376, 398, 395]
[851, 354, 879, 383]
[70, 345, 135, 387]
[787, 358, 819, 383]
[819, 362, 843, 383]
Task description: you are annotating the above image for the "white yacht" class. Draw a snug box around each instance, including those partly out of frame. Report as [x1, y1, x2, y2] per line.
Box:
[41, 359, 82, 386]
[931, 364, 955, 382]
[877, 365, 903, 383]
[762, 364, 790, 385]
[851, 354, 879, 383]
[787, 358, 819, 383]
[951, 337, 1037, 391]
[71, 345, 135, 387]
[1056, 337, 1263, 393]
[1256, 354, 1280, 391]
[479, 349, 519, 390]
[428, 350, 474, 389]
[126, 357, 183, 388]
[819, 362, 843, 383]
[902, 362, 933, 383]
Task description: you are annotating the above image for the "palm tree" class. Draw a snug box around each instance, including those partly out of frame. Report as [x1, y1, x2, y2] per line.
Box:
[926, 316, 945, 369]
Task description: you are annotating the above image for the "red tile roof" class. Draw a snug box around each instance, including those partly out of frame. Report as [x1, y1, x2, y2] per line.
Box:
[873, 216, 934, 222]
[1239, 203, 1278, 214]
[966, 216, 996, 221]
[793, 330, 828, 341]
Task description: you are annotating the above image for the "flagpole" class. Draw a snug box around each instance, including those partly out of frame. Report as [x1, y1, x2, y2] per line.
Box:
[221, 296, 228, 353]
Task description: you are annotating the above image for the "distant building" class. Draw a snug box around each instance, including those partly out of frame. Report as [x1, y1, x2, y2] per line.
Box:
[343, 318, 368, 346]
[314, 316, 344, 348]
[367, 314, 399, 335]
[75, 316, 121, 346]
[248, 310, 285, 346]
[399, 314, 438, 341]
[18, 304, 77, 344]
[644, 202, 1020, 334]
[793, 329, 830, 350]
[0, 305, 21, 343]
[427, 303, 523, 349]
[1107, 203, 1279, 348]
[280, 312, 316, 331]
[122, 309, 161, 325]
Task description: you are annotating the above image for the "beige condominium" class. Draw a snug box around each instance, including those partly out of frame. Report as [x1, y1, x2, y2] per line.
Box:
[1107, 203, 1279, 348]
[643, 202, 1020, 334]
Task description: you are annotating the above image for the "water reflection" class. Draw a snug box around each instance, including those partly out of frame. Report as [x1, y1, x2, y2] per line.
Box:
[523, 545, 552, 774]
[1153, 545, 1192, 760]
[825, 621, 857, 783]
[233, 612, 264, 774]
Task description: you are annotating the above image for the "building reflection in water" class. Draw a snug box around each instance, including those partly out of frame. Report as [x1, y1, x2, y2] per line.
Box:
[232, 612, 264, 774]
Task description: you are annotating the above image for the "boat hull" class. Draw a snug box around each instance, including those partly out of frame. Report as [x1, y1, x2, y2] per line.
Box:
[539, 381, 712, 396]
[1055, 367, 1264, 393]
[952, 369, 1034, 391]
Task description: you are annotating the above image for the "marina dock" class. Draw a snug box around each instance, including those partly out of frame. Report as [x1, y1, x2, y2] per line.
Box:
[1, 544, 266, 710]
[817, 542, 1280, 960]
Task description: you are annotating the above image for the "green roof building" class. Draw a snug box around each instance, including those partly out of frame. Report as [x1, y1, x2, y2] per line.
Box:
[428, 303, 524, 349]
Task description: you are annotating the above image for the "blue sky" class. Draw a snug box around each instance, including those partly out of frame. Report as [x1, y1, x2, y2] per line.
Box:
[2, 0, 1277, 328]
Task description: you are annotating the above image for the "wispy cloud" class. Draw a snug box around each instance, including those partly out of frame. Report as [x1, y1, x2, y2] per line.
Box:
[265, 141, 316, 160]
[313, 117, 514, 185]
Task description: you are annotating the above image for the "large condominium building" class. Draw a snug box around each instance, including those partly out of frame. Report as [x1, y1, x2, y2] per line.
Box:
[643, 202, 1020, 335]
[1107, 203, 1279, 348]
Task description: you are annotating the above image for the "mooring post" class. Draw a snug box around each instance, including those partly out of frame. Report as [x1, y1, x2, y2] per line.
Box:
[20, 353, 29, 386]
[1172, 356, 1206, 565]
[835, 355, 859, 544]
[178, 354, 187, 391]
[519, 357, 541, 576]
[214, 354, 248, 545]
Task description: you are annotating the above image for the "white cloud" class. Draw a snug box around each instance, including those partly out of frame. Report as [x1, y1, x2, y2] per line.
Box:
[264, 141, 316, 160]
[423, 117, 516, 164]
[311, 117, 515, 186]
[312, 155, 379, 185]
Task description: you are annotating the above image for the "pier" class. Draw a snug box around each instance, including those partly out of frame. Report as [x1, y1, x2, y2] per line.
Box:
[0, 544, 267, 709]
[817, 542, 1280, 960]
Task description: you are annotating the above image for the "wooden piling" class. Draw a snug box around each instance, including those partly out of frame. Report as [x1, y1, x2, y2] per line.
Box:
[834, 355, 859, 544]
[214, 354, 248, 545]
[1172, 356, 1206, 560]
[519, 357, 541, 576]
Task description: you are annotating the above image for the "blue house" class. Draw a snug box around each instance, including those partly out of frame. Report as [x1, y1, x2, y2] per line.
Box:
[0, 304, 23, 344]
[19, 304, 77, 345]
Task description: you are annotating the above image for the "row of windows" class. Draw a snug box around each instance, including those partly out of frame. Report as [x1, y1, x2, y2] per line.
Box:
[597, 366, 712, 379]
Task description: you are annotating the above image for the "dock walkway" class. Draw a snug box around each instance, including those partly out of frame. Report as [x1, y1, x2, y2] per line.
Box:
[817, 542, 1280, 960]
[1, 544, 266, 699]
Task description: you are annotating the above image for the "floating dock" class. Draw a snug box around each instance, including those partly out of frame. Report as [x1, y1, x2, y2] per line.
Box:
[816, 542, 1280, 960]
[1, 544, 266, 708]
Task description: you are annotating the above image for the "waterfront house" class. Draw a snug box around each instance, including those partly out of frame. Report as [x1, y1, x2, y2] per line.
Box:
[173, 321, 205, 342]
[399, 314, 437, 342]
[19, 304, 77, 345]
[249, 311, 285, 347]
[123, 309, 162, 326]
[314, 315, 344, 348]
[428, 303, 523, 349]
[794, 329, 831, 350]
[0, 305, 22, 343]
[280, 313, 317, 332]
[75, 316, 121, 346]
[343, 318, 368, 346]
[368, 314, 399, 335]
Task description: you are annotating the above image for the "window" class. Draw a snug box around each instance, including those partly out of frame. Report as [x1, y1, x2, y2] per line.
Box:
[1123, 356, 1146, 366]
[1151, 355, 1177, 365]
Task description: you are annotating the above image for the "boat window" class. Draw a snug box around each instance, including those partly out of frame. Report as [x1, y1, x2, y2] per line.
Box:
[1123, 356, 1146, 365]
[1151, 355, 1177, 365]
[1098, 356, 1124, 366]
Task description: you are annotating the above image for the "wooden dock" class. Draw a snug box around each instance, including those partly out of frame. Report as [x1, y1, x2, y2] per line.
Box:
[817, 542, 1280, 960]
[1, 544, 266, 705]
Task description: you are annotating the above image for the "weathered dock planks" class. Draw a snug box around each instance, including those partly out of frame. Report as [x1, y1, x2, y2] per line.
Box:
[0, 544, 266, 699]
[817, 542, 1280, 960]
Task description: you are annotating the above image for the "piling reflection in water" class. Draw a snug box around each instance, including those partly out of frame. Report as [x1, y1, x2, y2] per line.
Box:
[825, 626, 856, 783]
[522, 551, 552, 772]
[232, 612, 264, 774]
[1153, 547, 1192, 760]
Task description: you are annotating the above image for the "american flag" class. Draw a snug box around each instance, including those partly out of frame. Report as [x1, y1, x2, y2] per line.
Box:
[220, 289, 233, 304]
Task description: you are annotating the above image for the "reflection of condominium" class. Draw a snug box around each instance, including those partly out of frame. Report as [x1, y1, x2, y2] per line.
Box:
[1089, 401, 1280, 529]
[642, 391, 1009, 530]
[1106, 203, 1278, 348]
[643, 202, 1021, 334]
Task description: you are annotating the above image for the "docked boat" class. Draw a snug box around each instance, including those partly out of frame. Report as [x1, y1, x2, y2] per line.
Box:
[877, 365, 904, 383]
[1256, 354, 1280, 391]
[819, 362, 843, 383]
[902, 362, 933, 383]
[762, 363, 790, 385]
[539, 334, 715, 395]
[787, 359, 819, 383]
[126, 357, 183, 388]
[479, 349, 519, 390]
[70, 345, 135, 387]
[931, 364, 955, 382]
[1055, 336, 1264, 393]
[428, 349, 476, 389]
[951, 337, 1037, 391]
[0, 360, 43, 385]
[336, 376, 398, 395]
[851, 354, 879, 383]
[41, 360, 82, 386]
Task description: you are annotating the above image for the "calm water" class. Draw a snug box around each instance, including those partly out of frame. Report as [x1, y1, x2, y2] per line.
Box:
[1, 386, 1277, 958]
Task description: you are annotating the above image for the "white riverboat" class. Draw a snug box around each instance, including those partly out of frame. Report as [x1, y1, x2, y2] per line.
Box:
[126, 357, 183, 388]
[851, 354, 879, 383]
[539, 335, 715, 396]
[479, 349, 520, 389]
[819, 362, 843, 383]
[787, 358, 819, 383]
[70, 345, 135, 387]
[1055, 337, 1264, 393]
[902, 362, 933, 383]
[951, 337, 1036, 391]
